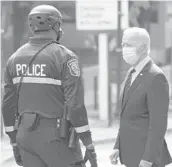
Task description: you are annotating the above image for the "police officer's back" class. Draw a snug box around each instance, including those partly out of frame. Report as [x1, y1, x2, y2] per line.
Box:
[2, 5, 97, 167]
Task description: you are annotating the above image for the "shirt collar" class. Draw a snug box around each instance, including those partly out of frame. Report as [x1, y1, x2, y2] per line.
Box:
[29, 36, 54, 44]
[133, 56, 151, 74]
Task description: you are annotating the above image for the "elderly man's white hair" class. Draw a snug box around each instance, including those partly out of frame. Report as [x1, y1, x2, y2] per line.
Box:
[123, 27, 150, 53]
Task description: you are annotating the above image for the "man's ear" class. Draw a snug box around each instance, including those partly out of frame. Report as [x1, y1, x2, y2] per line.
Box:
[138, 44, 148, 55]
[59, 28, 64, 39]
[59, 28, 64, 37]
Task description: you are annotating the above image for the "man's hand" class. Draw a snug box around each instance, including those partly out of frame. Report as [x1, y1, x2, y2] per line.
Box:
[12, 145, 23, 166]
[139, 160, 153, 167]
[109, 149, 119, 165]
[84, 144, 98, 167]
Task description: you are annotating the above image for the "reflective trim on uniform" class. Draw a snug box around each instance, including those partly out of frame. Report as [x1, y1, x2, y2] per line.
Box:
[5, 126, 15, 132]
[13, 77, 62, 85]
[75, 125, 90, 133]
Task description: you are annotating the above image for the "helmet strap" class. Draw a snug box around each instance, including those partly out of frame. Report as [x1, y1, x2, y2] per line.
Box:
[52, 22, 63, 41]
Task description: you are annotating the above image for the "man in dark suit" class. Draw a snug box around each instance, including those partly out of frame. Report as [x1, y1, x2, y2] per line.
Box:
[110, 27, 172, 167]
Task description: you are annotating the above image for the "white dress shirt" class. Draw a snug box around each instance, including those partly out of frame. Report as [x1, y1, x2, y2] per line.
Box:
[130, 56, 151, 85]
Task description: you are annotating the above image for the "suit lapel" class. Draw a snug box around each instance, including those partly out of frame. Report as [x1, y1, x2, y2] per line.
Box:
[121, 72, 144, 112]
[120, 60, 153, 115]
[118, 81, 125, 113]
[120, 68, 134, 106]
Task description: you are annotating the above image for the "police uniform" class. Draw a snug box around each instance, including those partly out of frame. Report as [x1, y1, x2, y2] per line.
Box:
[2, 5, 97, 167]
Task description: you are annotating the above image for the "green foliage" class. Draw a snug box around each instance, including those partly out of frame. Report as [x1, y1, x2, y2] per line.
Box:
[129, 1, 159, 30]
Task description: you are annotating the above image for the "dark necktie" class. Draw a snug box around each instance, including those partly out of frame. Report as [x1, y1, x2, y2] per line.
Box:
[122, 68, 136, 102]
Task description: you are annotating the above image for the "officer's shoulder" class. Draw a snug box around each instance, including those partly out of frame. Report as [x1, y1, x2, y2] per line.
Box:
[11, 43, 29, 58]
[57, 44, 77, 59]
[7, 43, 29, 64]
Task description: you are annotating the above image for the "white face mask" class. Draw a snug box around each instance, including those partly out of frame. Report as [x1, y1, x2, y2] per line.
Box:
[122, 47, 139, 65]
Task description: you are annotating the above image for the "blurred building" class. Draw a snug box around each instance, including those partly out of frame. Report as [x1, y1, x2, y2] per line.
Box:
[1, 1, 172, 96]
[1, 0, 172, 120]
[1, 1, 172, 65]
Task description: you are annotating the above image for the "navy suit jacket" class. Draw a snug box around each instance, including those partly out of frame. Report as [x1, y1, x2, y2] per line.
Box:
[114, 60, 172, 167]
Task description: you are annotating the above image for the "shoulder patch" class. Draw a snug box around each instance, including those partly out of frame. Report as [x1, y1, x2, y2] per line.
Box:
[67, 59, 80, 77]
[58, 45, 76, 58]
[66, 49, 76, 57]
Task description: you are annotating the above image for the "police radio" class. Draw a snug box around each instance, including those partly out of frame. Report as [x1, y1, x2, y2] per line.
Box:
[14, 41, 57, 130]
[68, 127, 79, 148]
[59, 103, 79, 148]
[59, 103, 69, 138]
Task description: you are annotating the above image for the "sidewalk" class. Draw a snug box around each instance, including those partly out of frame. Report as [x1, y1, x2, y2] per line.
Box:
[89, 108, 172, 143]
[0, 118, 118, 164]
[1, 109, 172, 165]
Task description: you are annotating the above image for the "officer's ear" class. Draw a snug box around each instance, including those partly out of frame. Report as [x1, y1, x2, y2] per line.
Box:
[53, 23, 64, 41]
[59, 28, 64, 39]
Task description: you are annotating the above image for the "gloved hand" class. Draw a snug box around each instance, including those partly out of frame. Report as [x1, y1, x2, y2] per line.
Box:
[6, 131, 23, 166]
[12, 145, 23, 166]
[84, 144, 98, 167]
[74, 160, 86, 167]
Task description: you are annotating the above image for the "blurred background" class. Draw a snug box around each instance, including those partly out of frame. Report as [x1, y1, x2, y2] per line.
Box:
[1, 0, 172, 124]
[1, 1, 172, 166]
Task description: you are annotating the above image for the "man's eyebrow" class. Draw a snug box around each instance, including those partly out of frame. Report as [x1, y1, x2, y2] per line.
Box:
[121, 42, 133, 46]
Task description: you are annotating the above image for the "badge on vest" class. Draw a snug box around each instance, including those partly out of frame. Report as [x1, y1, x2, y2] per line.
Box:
[67, 59, 80, 77]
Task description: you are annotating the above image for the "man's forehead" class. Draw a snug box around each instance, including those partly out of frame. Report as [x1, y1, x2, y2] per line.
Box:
[122, 36, 139, 46]
[122, 27, 150, 45]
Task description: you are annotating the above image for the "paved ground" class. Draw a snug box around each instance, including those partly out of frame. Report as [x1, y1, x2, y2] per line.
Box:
[1, 111, 172, 165]
[1, 133, 172, 167]
[95, 134, 172, 167]
[1, 100, 172, 165]
[0, 119, 118, 164]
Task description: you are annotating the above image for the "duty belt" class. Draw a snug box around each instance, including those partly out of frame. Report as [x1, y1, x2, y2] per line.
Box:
[20, 113, 61, 129]
[39, 117, 61, 128]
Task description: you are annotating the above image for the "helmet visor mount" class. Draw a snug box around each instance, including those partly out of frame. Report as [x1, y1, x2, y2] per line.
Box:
[28, 12, 62, 33]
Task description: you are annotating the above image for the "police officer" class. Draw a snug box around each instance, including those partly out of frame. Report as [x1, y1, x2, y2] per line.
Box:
[2, 5, 98, 167]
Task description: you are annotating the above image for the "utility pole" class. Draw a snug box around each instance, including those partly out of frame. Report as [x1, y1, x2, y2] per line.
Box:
[12, 1, 20, 52]
[115, 0, 122, 118]
[12, 1, 30, 52]
[171, 45, 172, 99]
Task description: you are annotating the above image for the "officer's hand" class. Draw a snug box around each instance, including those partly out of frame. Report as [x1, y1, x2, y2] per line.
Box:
[84, 144, 98, 167]
[12, 145, 23, 166]
[139, 160, 153, 167]
[109, 149, 119, 165]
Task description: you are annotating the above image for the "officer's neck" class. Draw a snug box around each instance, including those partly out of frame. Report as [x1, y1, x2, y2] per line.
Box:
[34, 31, 56, 41]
